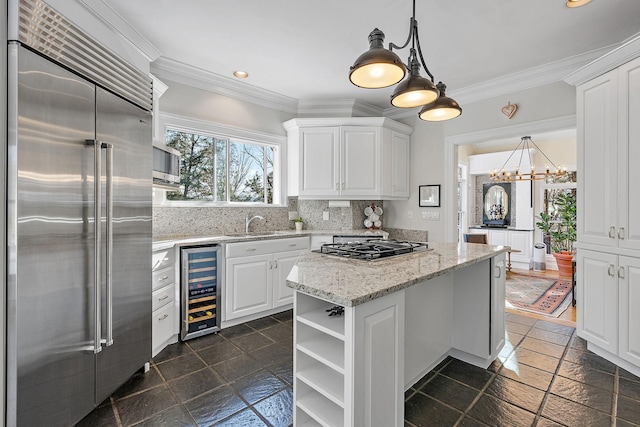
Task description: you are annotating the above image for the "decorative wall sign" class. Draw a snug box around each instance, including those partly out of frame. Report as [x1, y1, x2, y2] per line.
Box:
[419, 185, 441, 207]
[501, 102, 518, 119]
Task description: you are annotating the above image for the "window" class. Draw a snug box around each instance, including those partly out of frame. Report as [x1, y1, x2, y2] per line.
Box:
[158, 115, 284, 206]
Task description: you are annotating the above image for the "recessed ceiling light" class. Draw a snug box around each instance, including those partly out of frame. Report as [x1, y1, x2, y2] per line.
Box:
[566, 0, 592, 8]
[233, 70, 249, 78]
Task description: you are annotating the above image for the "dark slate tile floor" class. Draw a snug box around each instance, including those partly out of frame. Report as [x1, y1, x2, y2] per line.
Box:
[76, 310, 640, 427]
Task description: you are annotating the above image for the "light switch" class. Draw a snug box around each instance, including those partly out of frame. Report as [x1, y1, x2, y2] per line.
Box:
[323, 211, 330, 220]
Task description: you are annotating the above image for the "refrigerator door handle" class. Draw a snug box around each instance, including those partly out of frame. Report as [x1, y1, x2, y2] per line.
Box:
[87, 139, 103, 354]
[103, 142, 114, 347]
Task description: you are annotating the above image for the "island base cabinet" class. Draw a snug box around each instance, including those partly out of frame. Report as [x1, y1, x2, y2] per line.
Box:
[294, 291, 405, 427]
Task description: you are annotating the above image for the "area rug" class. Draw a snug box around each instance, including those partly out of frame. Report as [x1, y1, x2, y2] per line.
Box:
[506, 274, 572, 317]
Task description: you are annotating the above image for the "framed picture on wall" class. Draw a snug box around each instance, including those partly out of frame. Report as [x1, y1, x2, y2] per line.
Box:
[419, 185, 440, 207]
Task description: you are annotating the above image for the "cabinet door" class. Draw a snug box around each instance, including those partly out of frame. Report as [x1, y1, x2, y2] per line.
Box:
[617, 57, 640, 251]
[508, 230, 532, 262]
[391, 131, 410, 198]
[272, 250, 304, 308]
[300, 127, 340, 197]
[618, 256, 640, 367]
[341, 126, 380, 197]
[489, 229, 509, 247]
[491, 256, 506, 359]
[577, 250, 618, 354]
[225, 254, 272, 321]
[577, 71, 618, 247]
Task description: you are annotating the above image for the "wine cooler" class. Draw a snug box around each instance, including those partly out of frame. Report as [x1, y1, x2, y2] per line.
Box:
[180, 245, 222, 340]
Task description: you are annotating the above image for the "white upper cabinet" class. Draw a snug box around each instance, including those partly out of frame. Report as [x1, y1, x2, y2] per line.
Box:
[576, 56, 640, 251]
[283, 118, 412, 200]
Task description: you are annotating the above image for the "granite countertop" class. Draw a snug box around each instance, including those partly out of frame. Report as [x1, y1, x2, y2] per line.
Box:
[152, 229, 389, 250]
[286, 242, 509, 307]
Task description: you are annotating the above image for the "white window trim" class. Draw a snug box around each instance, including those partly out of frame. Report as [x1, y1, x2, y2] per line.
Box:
[154, 113, 288, 207]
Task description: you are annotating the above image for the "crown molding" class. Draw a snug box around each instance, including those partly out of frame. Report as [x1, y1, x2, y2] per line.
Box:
[78, 0, 162, 62]
[447, 115, 576, 146]
[151, 57, 299, 114]
[448, 45, 616, 105]
[297, 99, 383, 117]
[564, 32, 640, 86]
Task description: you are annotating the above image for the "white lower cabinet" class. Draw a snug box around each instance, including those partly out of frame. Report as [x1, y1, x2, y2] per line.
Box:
[577, 249, 640, 371]
[468, 228, 532, 266]
[151, 246, 178, 356]
[224, 237, 309, 322]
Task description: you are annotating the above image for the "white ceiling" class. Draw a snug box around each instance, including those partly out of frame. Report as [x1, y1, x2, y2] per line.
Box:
[100, 0, 640, 110]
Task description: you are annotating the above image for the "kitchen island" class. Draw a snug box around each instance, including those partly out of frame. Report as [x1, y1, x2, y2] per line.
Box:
[286, 242, 508, 427]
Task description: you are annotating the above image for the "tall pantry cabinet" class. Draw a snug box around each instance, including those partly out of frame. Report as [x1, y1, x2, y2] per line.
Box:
[566, 36, 640, 376]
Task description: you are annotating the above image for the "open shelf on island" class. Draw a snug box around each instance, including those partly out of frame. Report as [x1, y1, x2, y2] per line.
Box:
[296, 352, 344, 407]
[297, 305, 345, 340]
[296, 382, 344, 427]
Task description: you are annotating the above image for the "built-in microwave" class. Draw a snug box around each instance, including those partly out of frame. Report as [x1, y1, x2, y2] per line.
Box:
[153, 142, 181, 189]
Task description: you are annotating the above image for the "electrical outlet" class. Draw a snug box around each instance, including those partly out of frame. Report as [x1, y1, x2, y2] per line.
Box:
[407, 211, 413, 219]
[323, 211, 330, 221]
[422, 211, 440, 221]
[288, 211, 298, 220]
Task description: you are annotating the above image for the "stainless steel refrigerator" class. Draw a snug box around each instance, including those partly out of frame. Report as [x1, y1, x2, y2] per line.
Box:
[6, 6, 153, 424]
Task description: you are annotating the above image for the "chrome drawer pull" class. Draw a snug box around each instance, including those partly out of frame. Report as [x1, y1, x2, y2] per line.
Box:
[289, 243, 297, 247]
[246, 248, 257, 252]
[618, 266, 625, 279]
[609, 226, 616, 239]
[608, 264, 615, 276]
[618, 227, 625, 240]
[158, 276, 169, 281]
[158, 295, 169, 301]
[159, 314, 169, 321]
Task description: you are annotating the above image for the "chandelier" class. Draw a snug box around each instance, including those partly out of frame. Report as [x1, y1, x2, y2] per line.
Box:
[348, 0, 462, 121]
[489, 136, 567, 182]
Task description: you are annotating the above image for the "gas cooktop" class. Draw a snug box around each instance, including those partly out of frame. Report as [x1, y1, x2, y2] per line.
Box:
[314, 239, 431, 261]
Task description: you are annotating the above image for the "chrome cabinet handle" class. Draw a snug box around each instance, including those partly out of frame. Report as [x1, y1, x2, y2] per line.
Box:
[104, 142, 114, 347]
[158, 276, 169, 281]
[608, 264, 615, 276]
[268, 261, 273, 269]
[158, 295, 169, 301]
[618, 227, 625, 240]
[246, 248, 256, 252]
[495, 266, 502, 278]
[618, 266, 625, 279]
[609, 226, 616, 239]
[289, 243, 297, 247]
[159, 314, 168, 321]
[341, 182, 345, 190]
[163, 256, 169, 262]
[273, 260, 278, 269]
[335, 183, 339, 191]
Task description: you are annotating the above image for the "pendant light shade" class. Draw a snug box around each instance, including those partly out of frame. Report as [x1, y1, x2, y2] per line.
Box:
[348, 0, 461, 121]
[419, 82, 462, 121]
[349, 28, 406, 89]
[566, 0, 592, 7]
[390, 56, 439, 108]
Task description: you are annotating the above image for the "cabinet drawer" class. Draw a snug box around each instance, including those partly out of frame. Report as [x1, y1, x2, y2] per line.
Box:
[152, 284, 175, 312]
[153, 247, 176, 271]
[152, 303, 175, 351]
[226, 237, 309, 258]
[152, 266, 175, 291]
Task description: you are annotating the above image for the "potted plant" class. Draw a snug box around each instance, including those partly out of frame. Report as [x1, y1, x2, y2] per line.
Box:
[535, 191, 576, 278]
[294, 217, 304, 232]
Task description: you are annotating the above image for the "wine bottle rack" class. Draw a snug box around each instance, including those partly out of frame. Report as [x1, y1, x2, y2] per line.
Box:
[181, 246, 221, 340]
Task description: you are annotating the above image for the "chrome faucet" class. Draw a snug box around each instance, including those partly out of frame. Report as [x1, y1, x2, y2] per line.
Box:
[245, 214, 265, 233]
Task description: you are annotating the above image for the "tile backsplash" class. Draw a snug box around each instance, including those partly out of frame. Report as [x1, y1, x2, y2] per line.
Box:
[152, 197, 384, 239]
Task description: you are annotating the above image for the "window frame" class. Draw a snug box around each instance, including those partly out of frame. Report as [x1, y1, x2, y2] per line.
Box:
[155, 113, 287, 207]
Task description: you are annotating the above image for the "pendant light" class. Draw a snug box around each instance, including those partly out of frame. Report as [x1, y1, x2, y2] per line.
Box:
[348, 0, 461, 121]
[419, 82, 462, 121]
[390, 53, 439, 108]
[489, 136, 567, 182]
[349, 29, 406, 89]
